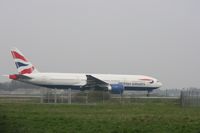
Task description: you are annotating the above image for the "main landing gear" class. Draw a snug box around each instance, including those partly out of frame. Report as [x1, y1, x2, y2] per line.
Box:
[147, 90, 152, 97]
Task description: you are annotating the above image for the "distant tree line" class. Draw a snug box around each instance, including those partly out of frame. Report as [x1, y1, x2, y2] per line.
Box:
[0, 80, 39, 90]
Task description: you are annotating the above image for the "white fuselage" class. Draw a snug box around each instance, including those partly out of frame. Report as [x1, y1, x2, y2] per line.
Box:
[20, 73, 162, 91]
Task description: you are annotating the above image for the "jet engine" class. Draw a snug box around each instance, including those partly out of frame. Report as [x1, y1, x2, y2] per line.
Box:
[108, 84, 124, 94]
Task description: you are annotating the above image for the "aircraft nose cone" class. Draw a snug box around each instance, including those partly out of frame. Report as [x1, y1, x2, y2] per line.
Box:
[158, 82, 163, 87]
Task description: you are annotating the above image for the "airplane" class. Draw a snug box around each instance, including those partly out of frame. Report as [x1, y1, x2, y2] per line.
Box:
[8, 48, 162, 95]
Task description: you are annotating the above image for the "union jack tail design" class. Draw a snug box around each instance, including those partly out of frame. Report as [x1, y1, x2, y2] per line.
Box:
[11, 48, 38, 74]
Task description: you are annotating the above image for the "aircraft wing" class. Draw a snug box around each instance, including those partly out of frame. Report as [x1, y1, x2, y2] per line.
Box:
[82, 75, 109, 90]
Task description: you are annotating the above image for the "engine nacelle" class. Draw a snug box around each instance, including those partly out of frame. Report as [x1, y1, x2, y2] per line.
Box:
[109, 84, 124, 94]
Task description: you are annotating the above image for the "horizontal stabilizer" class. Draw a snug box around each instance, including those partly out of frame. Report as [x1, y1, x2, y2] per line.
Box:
[8, 74, 32, 80]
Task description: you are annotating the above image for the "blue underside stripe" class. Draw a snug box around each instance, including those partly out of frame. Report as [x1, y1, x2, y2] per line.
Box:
[36, 84, 157, 91]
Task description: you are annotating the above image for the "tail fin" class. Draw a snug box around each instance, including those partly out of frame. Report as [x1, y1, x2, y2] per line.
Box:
[11, 48, 38, 74]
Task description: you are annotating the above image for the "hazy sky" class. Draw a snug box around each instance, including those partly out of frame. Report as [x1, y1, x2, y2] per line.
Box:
[0, 0, 200, 89]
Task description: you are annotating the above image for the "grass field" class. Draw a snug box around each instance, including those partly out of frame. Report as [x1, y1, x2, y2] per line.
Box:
[0, 100, 200, 133]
